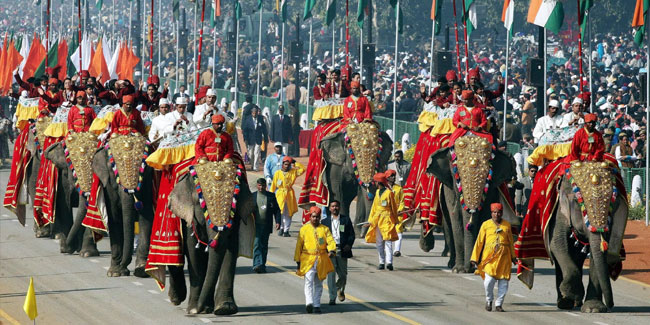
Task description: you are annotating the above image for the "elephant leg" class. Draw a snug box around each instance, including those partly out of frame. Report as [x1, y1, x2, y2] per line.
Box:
[355, 188, 370, 239]
[55, 191, 75, 253]
[107, 210, 125, 277]
[185, 225, 209, 314]
[134, 207, 154, 278]
[440, 196, 456, 268]
[445, 187, 466, 273]
[63, 195, 87, 254]
[197, 240, 225, 314]
[118, 193, 136, 275]
[549, 216, 584, 309]
[462, 212, 479, 273]
[168, 265, 187, 306]
[77, 197, 99, 257]
[582, 233, 613, 313]
[214, 233, 239, 316]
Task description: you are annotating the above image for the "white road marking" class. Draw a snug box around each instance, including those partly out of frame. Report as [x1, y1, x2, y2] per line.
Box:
[164, 298, 171, 303]
[566, 312, 579, 317]
[536, 303, 554, 308]
[132, 281, 143, 286]
[462, 276, 476, 281]
[2, 214, 9, 217]
[89, 259, 99, 263]
[11, 219, 19, 222]
[512, 293, 525, 298]
[442, 269, 451, 273]
[147, 290, 160, 295]
[594, 322, 609, 325]
[199, 317, 211, 323]
[418, 261, 430, 265]
[102, 266, 109, 270]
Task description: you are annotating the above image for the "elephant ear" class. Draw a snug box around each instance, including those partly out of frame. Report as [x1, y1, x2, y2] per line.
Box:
[168, 174, 196, 225]
[321, 132, 346, 166]
[378, 131, 394, 167]
[92, 148, 111, 187]
[492, 150, 517, 186]
[44, 142, 67, 170]
[426, 148, 453, 190]
[237, 185, 256, 258]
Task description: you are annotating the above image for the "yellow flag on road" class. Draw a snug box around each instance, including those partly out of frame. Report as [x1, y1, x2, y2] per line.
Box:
[23, 277, 38, 320]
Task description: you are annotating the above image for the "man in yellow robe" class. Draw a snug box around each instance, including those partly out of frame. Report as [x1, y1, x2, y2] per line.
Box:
[270, 156, 306, 237]
[365, 172, 399, 270]
[386, 169, 406, 257]
[294, 206, 336, 314]
[470, 203, 517, 312]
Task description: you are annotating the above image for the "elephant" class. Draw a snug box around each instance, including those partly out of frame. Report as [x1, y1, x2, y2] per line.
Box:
[92, 145, 155, 277]
[320, 130, 393, 238]
[547, 167, 627, 313]
[44, 142, 99, 257]
[166, 167, 256, 315]
[427, 140, 519, 273]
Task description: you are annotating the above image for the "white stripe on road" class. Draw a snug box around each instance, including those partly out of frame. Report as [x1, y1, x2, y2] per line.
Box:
[102, 266, 109, 270]
[199, 317, 211, 323]
[566, 312, 579, 317]
[132, 281, 143, 286]
[2, 214, 9, 217]
[512, 293, 525, 298]
[462, 276, 476, 281]
[594, 322, 609, 325]
[147, 290, 160, 295]
[442, 269, 451, 273]
[536, 303, 554, 308]
[89, 259, 99, 263]
[164, 298, 171, 303]
[418, 261, 430, 265]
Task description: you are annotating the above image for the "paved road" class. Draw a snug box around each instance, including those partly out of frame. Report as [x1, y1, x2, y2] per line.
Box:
[1, 169, 649, 324]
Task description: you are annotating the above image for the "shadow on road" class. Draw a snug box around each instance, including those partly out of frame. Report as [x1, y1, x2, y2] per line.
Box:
[0, 286, 118, 298]
[232, 301, 438, 316]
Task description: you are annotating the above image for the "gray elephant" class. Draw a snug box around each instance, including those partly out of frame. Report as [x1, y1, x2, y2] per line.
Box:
[427, 137, 519, 273]
[166, 164, 256, 315]
[92, 144, 155, 277]
[320, 129, 393, 237]
[44, 141, 99, 257]
[547, 162, 627, 313]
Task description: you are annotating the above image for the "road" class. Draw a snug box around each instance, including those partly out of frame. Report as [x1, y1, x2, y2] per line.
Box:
[1, 169, 649, 325]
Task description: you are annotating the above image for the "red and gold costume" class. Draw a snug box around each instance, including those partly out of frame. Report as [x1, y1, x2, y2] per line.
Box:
[341, 94, 372, 129]
[3, 123, 33, 218]
[313, 83, 331, 101]
[566, 127, 605, 162]
[68, 105, 97, 133]
[194, 129, 235, 163]
[449, 104, 492, 147]
[110, 108, 146, 136]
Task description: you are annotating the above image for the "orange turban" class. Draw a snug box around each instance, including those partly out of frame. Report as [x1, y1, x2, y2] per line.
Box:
[462, 90, 474, 100]
[122, 95, 135, 104]
[446, 70, 458, 82]
[282, 156, 294, 163]
[350, 81, 360, 88]
[490, 203, 503, 212]
[211, 114, 225, 124]
[75, 90, 87, 98]
[49, 78, 58, 85]
[309, 206, 321, 216]
[384, 169, 396, 178]
[584, 113, 597, 123]
[373, 172, 387, 185]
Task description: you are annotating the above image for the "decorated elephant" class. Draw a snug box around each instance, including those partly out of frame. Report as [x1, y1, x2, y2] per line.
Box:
[320, 123, 393, 237]
[92, 134, 155, 277]
[427, 136, 519, 273]
[546, 161, 627, 312]
[44, 134, 99, 257]
[166, 159, 256, 315]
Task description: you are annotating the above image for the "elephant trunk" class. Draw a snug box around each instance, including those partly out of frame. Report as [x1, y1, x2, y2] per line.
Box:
[588, 232, 614, 309]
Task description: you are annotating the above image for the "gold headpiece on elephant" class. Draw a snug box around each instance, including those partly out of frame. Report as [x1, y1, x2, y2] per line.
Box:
[34, 116, 52, 145]
[108, 134, 147, 191]
[65, 132, 98, 194]
[569, 161, 615, 233]
[346, 123, 380, 185]
[453, 136, 492, 212]
[194, 159, 238, 228]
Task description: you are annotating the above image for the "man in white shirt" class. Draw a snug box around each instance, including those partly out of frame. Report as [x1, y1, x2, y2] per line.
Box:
[264, 142, 285, 187]
[148, 98, 174, 142]
[533, 99, 564, 143]
[193, 88, 218, 129]
[168, 96, 195, 133]
[561, 97, 585, 127]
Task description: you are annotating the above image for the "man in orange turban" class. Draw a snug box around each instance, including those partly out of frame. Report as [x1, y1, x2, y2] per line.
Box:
[566, 113, 605, 162]
[68, 91, 97, 133]
[341, 80, 373, 129]
[194, 112, 235, 163]
[110, 95, 145, 136]
[449, 90, 492, 147]
[365, 172, 399, 270]
[270, 155, 305, 237]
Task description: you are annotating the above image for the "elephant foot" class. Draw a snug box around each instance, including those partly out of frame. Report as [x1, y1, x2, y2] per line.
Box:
[54, 232, 64, 240]
[133, 265, 149, 278]
[35, 227, 51, 238]
[214, 302, 238, 315]
[168, 285, 186, 306]
[441, 248, 449, 257]
[59, 235, 75, 254]
[187, 307, 199, 315]
[557, 296, 575, 310]
[452, 265, 473, 273]
[581, 300, 609, 313]
[80, 247, 100, 258]
[107, 266, 123, 277]
[119, 267, 131, 277]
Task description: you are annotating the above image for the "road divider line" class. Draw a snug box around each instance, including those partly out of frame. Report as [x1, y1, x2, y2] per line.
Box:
[199, 317, 211, 323]
[619, 276, 650, 288]
[565, 312, 579, 317]
[89, 259, 99, 263]
[267, 261, 421, 325]
[0, 308, 20, 325]
[148, 290, 160, 295]
[132, 281, 143, 286]
[512, 293, 525, 298]
[462, 276, 476, 281]
[418, 261, 430, 265]
[102, 266, 109, 270]
[2, 214, 9, 217]
[593, 322, 609, 325]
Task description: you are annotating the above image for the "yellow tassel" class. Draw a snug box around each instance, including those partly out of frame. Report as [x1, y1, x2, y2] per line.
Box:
[600, 233, 608, 252]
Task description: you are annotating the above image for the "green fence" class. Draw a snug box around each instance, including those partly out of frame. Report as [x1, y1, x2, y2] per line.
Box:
[621, 168, 647, 198]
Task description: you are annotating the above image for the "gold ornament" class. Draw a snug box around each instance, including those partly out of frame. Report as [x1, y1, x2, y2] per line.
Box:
[346, 122, 380, 184]
[574, 162, 582, 168]
[480, 140, 489, 148]
[199, 158, 208, 165]
[194, 160, 237, 227]
[456, 139, 466, 148]
[454, 136, 492, 211]
[109, 134, 147, 191]
[591, 174, 600, 185]
[65, 132, 98, 193]
[469, 159, 478, 168]
[569, 161, 614, 230]
[214, 170, 223, 180]
[600, 162, 608, 168]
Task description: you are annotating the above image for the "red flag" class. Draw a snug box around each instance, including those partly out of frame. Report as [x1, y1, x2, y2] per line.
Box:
[216, 0, 221, 17]
[0, 36, 8, 94]
[2, 40, 24, 95]
[22, 37, 46, 80]
[89, 39, 110, 85]
[56, 40, 68, 80]
[117, 42, 140, 83]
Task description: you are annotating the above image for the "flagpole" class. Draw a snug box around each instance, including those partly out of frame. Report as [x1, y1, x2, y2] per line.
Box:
[78, 0, 82, 73]
[193, 1, 198, 92]
[543, 28, 547, 114]
[452, 0, 461, 80]
[345, 0, 350, 68]
[150, 0, 155, 77]
[112, 0, 116, 45]
[212, 25, 217, 89]
[503, 29, 509, 140]
[234, 13, 240, 105]
[461, 0, 469, 83]
[392, 0, 399, 141]
[429, 19, 434, 93]
[359, 27, 363, 76]
[646, 2, 649, 227]
[587, 8, 593, 112]
[307, 18, 313, 128]
[576, 0, 584, 93]
[332, 26, 335, 68]
[195, 0, 206, 103]
[142, 0, 146, 82]
[279, 22, 285, 102]
[176, 22, 180, 91]
[128, 1, 132, 43]
[46, 0, 50, 67]
[158, 0, 162, 76]
[256, 3, 263, 106]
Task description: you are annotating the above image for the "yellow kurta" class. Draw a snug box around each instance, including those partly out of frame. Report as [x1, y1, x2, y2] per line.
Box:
[365, 188, 399, 243]
[294, 223, 336, 280]
[270, 162, 305, 216]
[392, 184, 406, 233]
[470, 219, 515, 280]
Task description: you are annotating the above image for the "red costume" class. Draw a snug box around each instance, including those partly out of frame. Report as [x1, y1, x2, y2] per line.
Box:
[68, 105, 97, 133]
[110, 108, 146, 136]
[313, 83, 331, 100]
[326, 81, 350, 98]
[566, 127, 605, 162]
[449, 105, 492, 146]
[14, 73, 45, 98]
[194, 128, 235, 163]
[342, 95, 372, 128]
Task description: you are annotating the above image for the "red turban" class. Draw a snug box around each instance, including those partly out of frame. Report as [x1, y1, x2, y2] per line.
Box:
[584, 113, 597, 123]
[309, 206, 321, 216]
[373, 172, 387, 185]
[350, 81, 361, 88]
[122, 95, 135, 104]
[490, 203, 503, 211]
[147, 75, 160, 85]
[282, 156, 294, 163]
[196, 86, 210, 102]
[468, 68, 480, 81]
[445, 70, 458, 82]
[211, 114, 225, 124]
[75, 90, 87, 98]
[384, 169, 396, 178]
[80, 70, 90, 78]
[461, 90, 474, 100]
[579, 92, 591, 107]
[48, 78, 58, 85]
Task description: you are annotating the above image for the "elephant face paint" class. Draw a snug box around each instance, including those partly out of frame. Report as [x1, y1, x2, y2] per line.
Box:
[566, 161, 617, 233]
[451, 136, 494, 212]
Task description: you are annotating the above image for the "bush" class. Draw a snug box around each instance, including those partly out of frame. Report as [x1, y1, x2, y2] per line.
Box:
[628, 204, 647, 220]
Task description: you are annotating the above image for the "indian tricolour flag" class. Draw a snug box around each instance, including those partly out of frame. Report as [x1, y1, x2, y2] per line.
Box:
[527, 0, 564, 34]
[465, 0, 477, 39]
[502, 0, 514, 32]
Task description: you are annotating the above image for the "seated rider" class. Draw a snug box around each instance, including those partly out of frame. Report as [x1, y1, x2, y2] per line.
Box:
[313, 73, 330, 101]
[67, 91, 97, 133]
[341, 81, 372, 129]
[110, 95, 146, 136]
[566, 113, 605, 162]
[194, 114, 235, 164]
[449, 90, 492, 147]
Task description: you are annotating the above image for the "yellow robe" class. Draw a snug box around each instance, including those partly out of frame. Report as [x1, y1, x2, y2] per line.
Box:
[392, 184, 406, 233]
[270, 162, 305, 216]
[470, 219, 515, 280]
[294, 223, 336, 280]
[365, 188, 399, 243]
